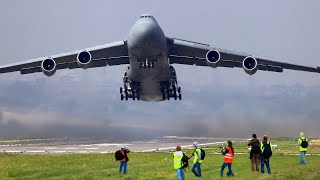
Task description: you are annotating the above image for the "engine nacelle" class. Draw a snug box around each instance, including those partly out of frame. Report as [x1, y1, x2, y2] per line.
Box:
[77, 51, 92, 69]
[206, 50, 221, 68]
[41, 58, 56, 77]
[242, 56, 258, 75]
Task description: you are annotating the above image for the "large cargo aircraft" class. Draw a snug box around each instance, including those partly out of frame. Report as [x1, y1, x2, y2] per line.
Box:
[0, 14, 319, 101]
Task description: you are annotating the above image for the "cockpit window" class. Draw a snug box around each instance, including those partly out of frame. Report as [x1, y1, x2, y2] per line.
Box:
[140, 15, 153, 19]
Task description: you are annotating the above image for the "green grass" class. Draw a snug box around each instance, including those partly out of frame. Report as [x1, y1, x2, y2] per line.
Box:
[0, 139, 319, 179]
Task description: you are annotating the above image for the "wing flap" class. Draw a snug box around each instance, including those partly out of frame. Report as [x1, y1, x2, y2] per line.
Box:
[21, 67, 38, 74]
[169, 56, 195, 65]
[108, 56, 129, 66]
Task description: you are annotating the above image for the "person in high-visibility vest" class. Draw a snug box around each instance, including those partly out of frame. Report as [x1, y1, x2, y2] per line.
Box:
[190, 142, 202, 177]
[260, 135, 272, 174]
[173, 146, 185, 180]
[220, 141, 235, 177]
[298, 132, 308, 165]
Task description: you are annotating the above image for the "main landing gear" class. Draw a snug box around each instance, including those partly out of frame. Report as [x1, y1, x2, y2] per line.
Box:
[160, 66, 182, 101]
[120, 69, 141, 101]
[120, 83, 141, 101]
[160, 82, 182, 101]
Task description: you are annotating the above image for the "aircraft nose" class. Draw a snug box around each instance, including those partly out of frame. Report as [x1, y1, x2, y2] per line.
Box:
[128, 18, 166, 56]
[134, 22, 159, 43]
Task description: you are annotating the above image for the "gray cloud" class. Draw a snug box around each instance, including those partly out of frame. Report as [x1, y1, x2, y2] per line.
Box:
[0, 1, 320, 139]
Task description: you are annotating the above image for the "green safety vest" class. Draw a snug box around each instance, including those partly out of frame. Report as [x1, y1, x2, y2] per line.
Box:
[173, 152, 183, 169]
[193, 148, 202, 164]
[299, 137, 308, 152]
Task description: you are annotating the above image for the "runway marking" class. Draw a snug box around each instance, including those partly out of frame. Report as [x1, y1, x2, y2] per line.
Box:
[3, 150, 22, 153]
[43, 147, 57, 150]
[26, 151, 46, 153]
[99, 151, 111, 154]
[84, 148, 99, 150]
[92, 143, 132, 146]
[76, 151, 93, 153]
[141, 142, 226, 152]
[63, 147, 78, 150]
[50, 151, 68, 153]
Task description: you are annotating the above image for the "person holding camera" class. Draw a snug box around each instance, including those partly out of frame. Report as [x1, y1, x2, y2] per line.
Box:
[118, 145, 130, 174]
[248, 134, 261, 172]
[220, 141, 235, 177]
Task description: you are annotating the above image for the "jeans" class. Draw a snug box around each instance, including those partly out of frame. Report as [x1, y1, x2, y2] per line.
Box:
[260, 156, 271, 174]
[119, 161, 127, 174]
[176, 168, 185, 180]
[191, 162, 201, 177]
[220, 162, 234, 177]
[300, 151, 306, 164]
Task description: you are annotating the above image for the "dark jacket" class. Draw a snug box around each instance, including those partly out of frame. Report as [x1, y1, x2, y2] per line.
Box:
[120, 148, 130, 162]
[248, 138, 260, 154]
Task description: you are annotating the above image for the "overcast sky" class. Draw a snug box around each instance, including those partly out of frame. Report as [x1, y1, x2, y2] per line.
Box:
[0, 0, 319, 139]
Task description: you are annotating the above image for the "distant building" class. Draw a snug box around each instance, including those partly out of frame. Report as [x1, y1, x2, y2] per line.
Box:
[310, 140, 320, 149]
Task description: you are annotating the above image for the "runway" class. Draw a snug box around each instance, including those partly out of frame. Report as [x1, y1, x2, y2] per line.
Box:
[0, 137, 240, 154]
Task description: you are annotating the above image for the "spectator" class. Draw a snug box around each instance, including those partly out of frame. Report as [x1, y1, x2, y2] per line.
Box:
[298, 132, 308, 165]
[119, 145, 130, 174]
[173, 146, 185, 180]
[260, 135, 272, 174]
[190, 142, 202, 177]
[220, 140, 235, 177]
[248, 134, 261, 172]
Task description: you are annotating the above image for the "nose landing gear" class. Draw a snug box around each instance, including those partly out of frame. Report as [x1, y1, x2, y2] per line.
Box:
[139, 58, 156, 69]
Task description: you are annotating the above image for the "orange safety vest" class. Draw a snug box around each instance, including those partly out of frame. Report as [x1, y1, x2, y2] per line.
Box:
[224, 147, 234, 163]
[120, 149, 127, 162]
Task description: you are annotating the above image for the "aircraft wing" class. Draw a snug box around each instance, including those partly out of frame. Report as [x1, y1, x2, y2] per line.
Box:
[167, 38, 320, 74]
[0, 41, 129, 75]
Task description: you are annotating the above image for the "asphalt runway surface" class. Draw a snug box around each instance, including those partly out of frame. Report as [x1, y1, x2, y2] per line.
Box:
[0, 137, 242, 154]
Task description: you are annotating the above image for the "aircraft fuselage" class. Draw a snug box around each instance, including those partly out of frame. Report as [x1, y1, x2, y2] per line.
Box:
[125, 15, 175, 101]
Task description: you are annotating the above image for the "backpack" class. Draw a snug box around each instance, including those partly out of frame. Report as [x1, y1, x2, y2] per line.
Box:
[251, 141, 261, 154]
[181, 153, 189, 168]
[200, 148, 205, 160]
[262, 142, 272, 159]
[193, 148, 205, 160]
[194, 148, 205, 160]
[300, 138, 308, 148]
[115, 150, 124, 161]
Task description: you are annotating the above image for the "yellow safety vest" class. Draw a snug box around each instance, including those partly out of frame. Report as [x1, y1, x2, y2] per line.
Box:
[193, 148, 203, 164]
[173, 152, 183, 169]
[260, 141, 272, 154]
[299, 137, 308, 152]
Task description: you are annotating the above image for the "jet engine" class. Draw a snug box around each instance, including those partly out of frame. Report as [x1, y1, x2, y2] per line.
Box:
[77, 51, 92, 69]
[41, 58, 56, 76]
[206, 50, 221, 68]
[242, 56, 258, 75]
